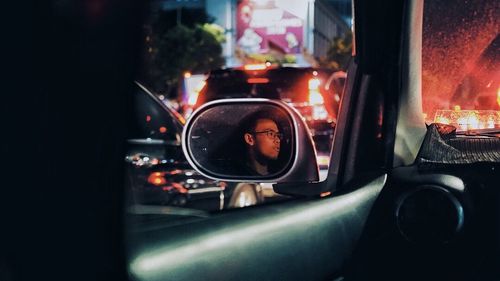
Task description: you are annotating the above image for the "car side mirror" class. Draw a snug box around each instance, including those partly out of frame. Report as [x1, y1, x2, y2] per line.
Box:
[182, 99, 320, 184]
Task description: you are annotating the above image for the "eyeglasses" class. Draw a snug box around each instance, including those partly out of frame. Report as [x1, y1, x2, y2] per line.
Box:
[251, 130, 283, 140]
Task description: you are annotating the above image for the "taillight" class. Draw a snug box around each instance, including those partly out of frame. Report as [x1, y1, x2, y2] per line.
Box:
[308, 78, 324, 105]
[147, 172, 168, 186]
[247, 78, 269, 84]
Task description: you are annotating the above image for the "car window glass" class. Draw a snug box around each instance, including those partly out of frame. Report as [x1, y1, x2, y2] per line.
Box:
[126, 0, 353, 215]
[422, 0, 499, 130]
[129, 89, 181, 143]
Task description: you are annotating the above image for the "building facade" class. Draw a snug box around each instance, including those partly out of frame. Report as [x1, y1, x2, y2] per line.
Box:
[155, 0, 350, 67]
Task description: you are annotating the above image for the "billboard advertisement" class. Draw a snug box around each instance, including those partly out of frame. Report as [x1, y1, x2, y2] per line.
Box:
[237, 0, 304, 54]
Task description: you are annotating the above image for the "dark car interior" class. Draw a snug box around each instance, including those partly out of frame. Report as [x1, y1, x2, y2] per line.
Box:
[4, 1, 499, 281]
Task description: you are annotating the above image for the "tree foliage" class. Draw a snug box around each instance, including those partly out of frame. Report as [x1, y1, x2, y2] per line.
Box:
[140, 9, 225, 96]
[319, 31, 353, 71]
[156, 24, 224, 83]
[202, 23, 226, 44]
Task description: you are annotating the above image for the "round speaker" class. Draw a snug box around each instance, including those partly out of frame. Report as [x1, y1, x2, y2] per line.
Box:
[395, 185, 464, 244]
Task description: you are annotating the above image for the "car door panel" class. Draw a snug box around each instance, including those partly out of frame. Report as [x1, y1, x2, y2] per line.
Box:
[127, 174, 386, 281]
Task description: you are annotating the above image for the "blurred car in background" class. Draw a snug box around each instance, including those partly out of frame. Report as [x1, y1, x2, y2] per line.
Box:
[125, 82, 264, 211]
[191, 65, 345, 167]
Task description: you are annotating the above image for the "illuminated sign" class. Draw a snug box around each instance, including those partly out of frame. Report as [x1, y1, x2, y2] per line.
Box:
[237, 0, 304, 54]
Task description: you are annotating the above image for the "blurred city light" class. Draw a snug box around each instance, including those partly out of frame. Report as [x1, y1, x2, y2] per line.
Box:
[244, 64, 267, 70]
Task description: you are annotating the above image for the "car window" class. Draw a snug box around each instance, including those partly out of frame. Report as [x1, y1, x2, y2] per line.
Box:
[422, 0, 499, 130]
[129, 87, 182, 143]
[128, 0, 353, 215]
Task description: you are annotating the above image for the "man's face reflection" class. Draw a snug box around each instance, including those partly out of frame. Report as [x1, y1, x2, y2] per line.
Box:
[251, 119, 281, 160]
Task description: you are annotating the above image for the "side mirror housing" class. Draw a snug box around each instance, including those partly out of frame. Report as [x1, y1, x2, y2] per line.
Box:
[182, 99, 320, 184]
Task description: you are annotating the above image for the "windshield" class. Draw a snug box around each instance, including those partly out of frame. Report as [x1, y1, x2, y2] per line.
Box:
[422, 0, 499, 131]
[125, 0, 353, 214]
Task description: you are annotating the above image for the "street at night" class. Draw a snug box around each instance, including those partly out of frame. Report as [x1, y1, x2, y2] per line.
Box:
[3, 0, 499, 281]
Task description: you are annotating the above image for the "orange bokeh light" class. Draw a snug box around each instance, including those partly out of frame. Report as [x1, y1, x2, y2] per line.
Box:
[147, 172, 167, 186]
[247, 78, 269, 84]
[497, 87, 500, 107]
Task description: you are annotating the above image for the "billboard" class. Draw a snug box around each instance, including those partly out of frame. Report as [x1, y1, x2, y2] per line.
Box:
[237, 0, 304, 54]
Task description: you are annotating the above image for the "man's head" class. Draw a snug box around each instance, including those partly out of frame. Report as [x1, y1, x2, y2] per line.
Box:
[243, 117, 281, 161]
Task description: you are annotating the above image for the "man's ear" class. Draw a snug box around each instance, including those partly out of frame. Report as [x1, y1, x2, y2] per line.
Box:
[244, 133, 254, 146]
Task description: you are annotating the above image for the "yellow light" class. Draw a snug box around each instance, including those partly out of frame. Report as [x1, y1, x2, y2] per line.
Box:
[317, 155, 330, 167]
[434, 109, 500, 131]
[320, 191, 331, 197]
[244, 64, 267, 70]
[308, 79, 323, 106]
[184, 72, 192, 78]
[454, 105, 461, 111]
[497, 87, 500, 107]
[435, 116, 450, 124]
[147, 172, 167, 186]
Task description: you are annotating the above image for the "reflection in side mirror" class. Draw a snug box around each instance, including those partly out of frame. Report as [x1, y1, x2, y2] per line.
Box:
[182, 99, 320, 183]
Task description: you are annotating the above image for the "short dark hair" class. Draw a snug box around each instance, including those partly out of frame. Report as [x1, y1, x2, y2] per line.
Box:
[240, 110, 278, 134]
